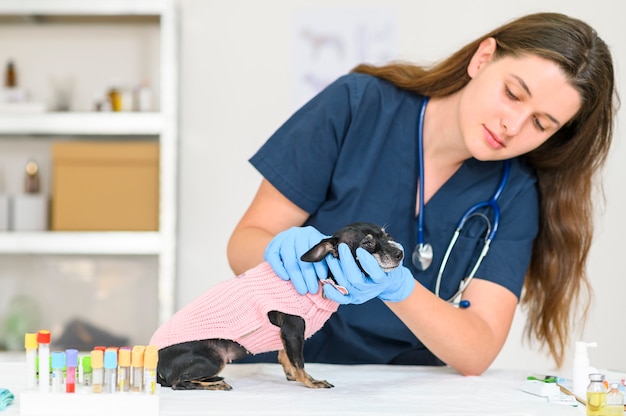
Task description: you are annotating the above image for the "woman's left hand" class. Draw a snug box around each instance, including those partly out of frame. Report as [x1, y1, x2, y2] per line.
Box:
[323, 243, 416, 304]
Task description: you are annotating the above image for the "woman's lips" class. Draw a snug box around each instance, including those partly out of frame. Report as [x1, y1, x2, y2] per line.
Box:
[484, 126, 505, 149]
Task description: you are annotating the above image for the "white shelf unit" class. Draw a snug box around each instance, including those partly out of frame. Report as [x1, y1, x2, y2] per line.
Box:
[0, 112, 164, 135]
[0, 232, 161, 255]
[0, 0, 178, 325]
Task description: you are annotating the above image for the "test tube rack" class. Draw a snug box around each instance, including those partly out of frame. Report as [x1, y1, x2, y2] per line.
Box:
[19, 386, 160, 416]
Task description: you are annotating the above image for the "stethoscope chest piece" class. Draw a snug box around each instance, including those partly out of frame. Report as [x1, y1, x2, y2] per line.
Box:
[412, 243, 433, 271]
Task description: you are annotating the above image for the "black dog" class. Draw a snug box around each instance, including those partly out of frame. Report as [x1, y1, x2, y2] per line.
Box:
[150, 222, 403, 390]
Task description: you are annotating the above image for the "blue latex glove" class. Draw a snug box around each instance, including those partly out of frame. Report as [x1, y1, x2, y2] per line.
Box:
[323, 243, 416, 304]
[265, 226, 330, 295]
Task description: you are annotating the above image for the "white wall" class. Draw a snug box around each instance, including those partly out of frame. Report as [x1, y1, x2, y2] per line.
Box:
[177, 0, 626, 372]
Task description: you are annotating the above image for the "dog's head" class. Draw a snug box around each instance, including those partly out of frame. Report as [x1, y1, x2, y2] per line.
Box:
[300, 222, 404, 273]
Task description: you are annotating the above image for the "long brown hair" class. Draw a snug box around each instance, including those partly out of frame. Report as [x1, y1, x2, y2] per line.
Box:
[353, 12, 617, 367]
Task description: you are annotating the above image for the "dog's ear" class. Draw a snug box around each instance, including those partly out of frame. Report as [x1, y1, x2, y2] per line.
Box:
[300, 238, 338, 262]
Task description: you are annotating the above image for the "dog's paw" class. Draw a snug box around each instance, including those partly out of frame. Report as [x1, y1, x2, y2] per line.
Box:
[306, 378, 334, 389]
[299, 374, 334, 389]
[173, 377, 233, 391]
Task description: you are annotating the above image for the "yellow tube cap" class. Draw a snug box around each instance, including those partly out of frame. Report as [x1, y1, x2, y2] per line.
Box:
[90, 349, 104, 369]
[25, 333, 38, 350]
[144, 345, 159, 369]
[118, 348, 131, 367]
[131, 345, 146, 367]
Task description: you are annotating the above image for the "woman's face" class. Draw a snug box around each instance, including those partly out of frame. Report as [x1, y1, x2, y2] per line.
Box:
[458, 38, 582, 161]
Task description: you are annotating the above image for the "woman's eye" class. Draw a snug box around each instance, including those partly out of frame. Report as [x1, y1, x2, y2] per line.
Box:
[505, 86, 519, 101]
[533, 116, 546, 132]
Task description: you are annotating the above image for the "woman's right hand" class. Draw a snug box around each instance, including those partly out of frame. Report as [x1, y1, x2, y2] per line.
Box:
[264, 226, 330, 295]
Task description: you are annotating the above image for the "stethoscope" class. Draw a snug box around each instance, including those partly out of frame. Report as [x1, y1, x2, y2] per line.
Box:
[411, 97, 511, 308]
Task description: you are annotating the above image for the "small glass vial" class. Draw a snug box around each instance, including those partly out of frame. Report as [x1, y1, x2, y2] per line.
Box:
[24, 160, 40, 193]
[586, 373, 607, 416]
[5, 60, 16, 88]
[108, 85, 122, 111]
[606, 382, 624, 416]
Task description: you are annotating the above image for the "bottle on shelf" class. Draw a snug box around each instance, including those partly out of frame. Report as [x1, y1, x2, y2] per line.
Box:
[13, 159, 48, 231]
[108, 85, 122, 112]
[134, 80, 153, 111]
[3, 59, 26, 104]
[24, 160, 40, 194]
[5, 60, 16, 88]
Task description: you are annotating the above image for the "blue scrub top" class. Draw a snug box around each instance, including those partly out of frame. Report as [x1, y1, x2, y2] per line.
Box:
[244, 73, 539, 365]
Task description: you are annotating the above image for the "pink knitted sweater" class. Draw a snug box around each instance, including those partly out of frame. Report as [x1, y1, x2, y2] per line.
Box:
[150, 262, 339, 354]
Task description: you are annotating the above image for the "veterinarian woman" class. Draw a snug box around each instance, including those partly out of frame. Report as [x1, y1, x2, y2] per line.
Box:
[227, 12, 617, 375]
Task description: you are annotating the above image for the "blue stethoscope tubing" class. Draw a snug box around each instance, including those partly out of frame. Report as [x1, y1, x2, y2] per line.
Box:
[415, 97, 511, 307]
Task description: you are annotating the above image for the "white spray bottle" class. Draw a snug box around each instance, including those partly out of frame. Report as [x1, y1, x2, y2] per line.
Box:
[572, 341, 598, 398]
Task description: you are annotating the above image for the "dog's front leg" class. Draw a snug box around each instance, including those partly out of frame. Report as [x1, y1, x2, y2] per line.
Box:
[268, 311, 333, 388]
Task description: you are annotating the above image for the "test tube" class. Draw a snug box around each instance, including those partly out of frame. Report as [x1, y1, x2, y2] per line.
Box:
[103, 349, 117, 393]
[51, 352, 65, 393]
[24, 333, 38, 390]
[131, 345, 145, 392]
[117, 347, 131, 392]
[65, 349, 78, 393]
[143, 345, 159, 395]
[81, 355, 92, 387]
[91, 349, 104, 393]
[37, 330, 51, 393]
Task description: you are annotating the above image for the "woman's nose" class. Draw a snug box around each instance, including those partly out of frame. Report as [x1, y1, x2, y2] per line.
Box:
[500, 111, 526, 135]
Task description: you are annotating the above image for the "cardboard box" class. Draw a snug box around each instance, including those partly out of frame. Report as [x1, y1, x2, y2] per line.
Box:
[51, 141, 159, 231]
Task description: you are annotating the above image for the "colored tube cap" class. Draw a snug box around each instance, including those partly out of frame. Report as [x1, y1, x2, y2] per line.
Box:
[65, 349, 78, 367]
[118, 348, 131, 367]
[82, 355, 92, 372]
[37, 330, 50, 344]
[51, 352, 65, 370]
[104, 350, 117, 369]
[131, 345, 146, 366]
[144, 345, 159, 369]
[90, 350, 104, 369]
[24, 333, 37, 350]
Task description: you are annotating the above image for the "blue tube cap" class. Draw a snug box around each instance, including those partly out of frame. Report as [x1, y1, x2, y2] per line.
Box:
[104, 350, 117, 369]
[65, 349, 78, 367]
[51, 351, 65, 370]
